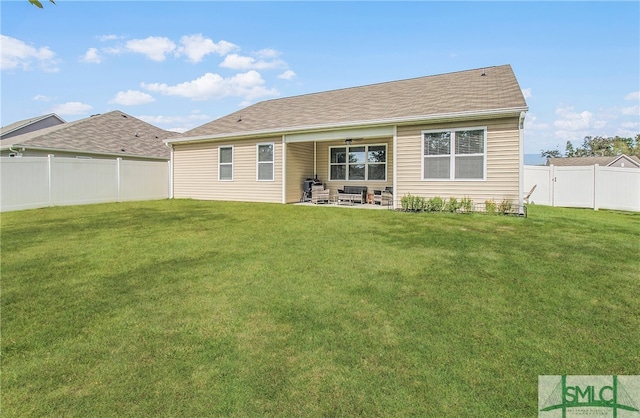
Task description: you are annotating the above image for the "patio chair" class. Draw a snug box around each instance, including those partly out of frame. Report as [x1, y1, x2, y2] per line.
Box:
[374, 186, 393, 206]
[524, 184, 537, 204]
[312, 184, 330, 204]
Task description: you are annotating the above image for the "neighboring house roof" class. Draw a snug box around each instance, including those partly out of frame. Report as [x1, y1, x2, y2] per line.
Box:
[172, 64, 527, 143]
[1, 113, 66, 140]
[1, 110, 179, 159]
[547, 155, 640, 167]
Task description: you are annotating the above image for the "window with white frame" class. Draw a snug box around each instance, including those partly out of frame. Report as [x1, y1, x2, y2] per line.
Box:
[257, 143, 274, 181]
[422, 128, 485, 180]
[329, 144, 387, 181]
[219, 146, 233, 181]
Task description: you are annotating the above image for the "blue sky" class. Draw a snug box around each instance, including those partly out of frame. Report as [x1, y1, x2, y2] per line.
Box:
[1, 1, 638, 154]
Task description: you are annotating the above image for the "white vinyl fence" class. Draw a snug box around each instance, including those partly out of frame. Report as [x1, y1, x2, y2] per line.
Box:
[524, 165, 640, 212]
[1, 156, 170, 212]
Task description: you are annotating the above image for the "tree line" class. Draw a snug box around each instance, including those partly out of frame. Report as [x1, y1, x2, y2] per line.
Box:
[541, 134, 640, 159]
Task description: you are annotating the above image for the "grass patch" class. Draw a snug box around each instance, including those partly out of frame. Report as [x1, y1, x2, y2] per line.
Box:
[2, 200, 639, 416]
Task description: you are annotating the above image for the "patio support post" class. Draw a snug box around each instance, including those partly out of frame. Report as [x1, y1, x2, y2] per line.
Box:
[282, 135, 287, 204]
[393, 126, 398, 209]
[518, 111, 526, 212]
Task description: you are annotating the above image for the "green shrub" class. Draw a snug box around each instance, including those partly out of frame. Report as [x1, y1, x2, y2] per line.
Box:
[444, 197, 461, 213]
[401, 194, 427, 212]
[498, 199, 513, 214]
[401, 193, 412, 211]
[426, 196, 444, 212]
[460, 196, 473, 213]
[485, 199, 497, 214]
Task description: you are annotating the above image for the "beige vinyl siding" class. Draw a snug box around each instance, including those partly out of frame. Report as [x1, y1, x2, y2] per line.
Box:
[396, 117, 521, 203]
[315, 138, 394, 196]
[285, 142, 314, 203]
[172, 136, 283, 203]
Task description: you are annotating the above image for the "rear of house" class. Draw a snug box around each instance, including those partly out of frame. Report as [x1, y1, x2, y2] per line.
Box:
[167, 65, 528, 208]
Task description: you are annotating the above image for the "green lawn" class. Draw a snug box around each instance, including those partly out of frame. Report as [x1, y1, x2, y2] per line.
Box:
[2, 200, 638, 417]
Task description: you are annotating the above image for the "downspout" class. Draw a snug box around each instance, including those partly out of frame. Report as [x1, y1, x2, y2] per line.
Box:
[314, 141, 317, 178]
[8, 145, 24, 157]
[282, 135, 287, 204]
[518, 111, 526, 213]
[169, 144, 174, 199]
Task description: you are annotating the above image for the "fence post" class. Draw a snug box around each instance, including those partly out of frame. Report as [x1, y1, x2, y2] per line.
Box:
[593, 164, 599, 211]
[550, 164, 555, 207]
[117, 157, 122, 202]
[48, 154, 54, 207]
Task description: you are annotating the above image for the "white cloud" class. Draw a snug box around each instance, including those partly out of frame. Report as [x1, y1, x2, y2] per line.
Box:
[620, 121, 640, 130]
[109, 90, 155, 106]
[554, 107, 595, 131]
[80, 48, 101, 64]
[278, 70, 296, 80]
[621, 105, 639, 116]
[33, 94, 51, 102]
[125, 36, 176, 62]
[98, 34, 121, 42]
[220, 53, 286, 70]
[624, 91, 640, 101]
[50, 102, 93, 116]
[521, 88, 532, 99]
[137, 112, 211, 132]
[0, 35, 59, 72]
[141, 70, 278, 102]
[553, 106, 614, 141]
[177, 34, 237, 63]
[255, 48, 280, 59]
[523, 114, 549, 130]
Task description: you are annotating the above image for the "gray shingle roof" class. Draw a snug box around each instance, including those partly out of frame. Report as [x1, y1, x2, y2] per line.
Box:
[183, 64, 527, 139]
[547, 155, 640, 167]
[2, 110, 179, 159]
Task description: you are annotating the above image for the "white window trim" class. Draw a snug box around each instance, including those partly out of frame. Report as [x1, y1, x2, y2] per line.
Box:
[328, 143, 388, 182]
[218, 145, 233, 181]
[256, 142, 275, 181]
[421, 127, 487, 181]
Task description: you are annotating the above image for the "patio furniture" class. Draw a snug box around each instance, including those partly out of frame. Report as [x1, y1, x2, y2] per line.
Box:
[337, 193, 359, 205]
[337, 185, 367, 204]
[374, 186, 393, 206]
[524, 184, 537, 204]
[312, 184, 330, 204]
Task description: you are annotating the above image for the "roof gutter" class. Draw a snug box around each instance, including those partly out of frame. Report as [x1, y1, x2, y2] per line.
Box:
[0, 144, 169, 161]
[165, 106, 528, 145]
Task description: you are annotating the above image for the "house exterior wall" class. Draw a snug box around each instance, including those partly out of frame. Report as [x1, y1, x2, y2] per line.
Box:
[170, 116, 521, 206]
[395, 116, 521, 204]
[172, 136, 283, 203]
[285, 142, 314, 203]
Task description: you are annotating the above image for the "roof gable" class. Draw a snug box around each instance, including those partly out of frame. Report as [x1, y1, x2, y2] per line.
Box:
[1, 113, 66, 140]
[183, 64, 527, 139]
[1, 111, 179, 159]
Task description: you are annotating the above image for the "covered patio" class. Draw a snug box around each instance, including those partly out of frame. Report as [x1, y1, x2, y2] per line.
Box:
[283, 126, 395, 206]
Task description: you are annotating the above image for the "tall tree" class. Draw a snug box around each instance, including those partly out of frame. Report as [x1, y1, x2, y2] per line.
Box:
[28, 0, 55, 8]
[540, 149, 562, 159]
[565, 141, 576, 157]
